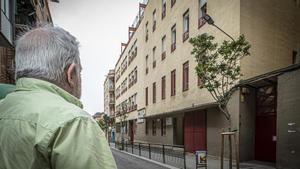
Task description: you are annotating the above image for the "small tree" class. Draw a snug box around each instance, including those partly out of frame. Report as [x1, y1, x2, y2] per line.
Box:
[117, 113, 128, 150]
[96, 114, 114, 139]
[189, 33, 250, 130]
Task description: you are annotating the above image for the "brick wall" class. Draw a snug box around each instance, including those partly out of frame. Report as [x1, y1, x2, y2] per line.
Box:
[0, 47, 15, 84]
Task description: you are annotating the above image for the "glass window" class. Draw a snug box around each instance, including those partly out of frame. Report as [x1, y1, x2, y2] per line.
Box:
[152, 120, 156, 135]
[199, 0, 207, 18]
[162, 36, 166, 53]
[162, 76, 166, 100]
[183, 10, 189, 33]
[1, 0, 10, 19]
[183, 61, 189, 91]
[153, 82, 156, 103]
[171, 69, 176, 96]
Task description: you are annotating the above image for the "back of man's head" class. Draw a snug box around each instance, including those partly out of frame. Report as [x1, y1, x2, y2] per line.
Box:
[15, 26, 82, 98]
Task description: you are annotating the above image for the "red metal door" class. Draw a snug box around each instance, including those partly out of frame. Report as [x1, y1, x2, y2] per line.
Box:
[184, 110, 207, 153]
[255, 85, 277, 162]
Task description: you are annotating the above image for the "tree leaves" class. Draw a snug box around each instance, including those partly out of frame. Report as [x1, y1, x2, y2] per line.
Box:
[189, 33, 251, 121]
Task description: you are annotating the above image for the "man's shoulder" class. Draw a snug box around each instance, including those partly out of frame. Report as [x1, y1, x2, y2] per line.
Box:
[0, 89, 94, 131]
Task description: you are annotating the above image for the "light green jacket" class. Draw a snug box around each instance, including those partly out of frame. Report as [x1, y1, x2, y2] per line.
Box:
[0, 78, 117, 169]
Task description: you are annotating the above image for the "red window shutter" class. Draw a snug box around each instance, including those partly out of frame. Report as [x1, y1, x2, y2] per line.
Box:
[171, 70, 176, 96]
[183, 61, 189, 91]
[162, 76, 166, 100]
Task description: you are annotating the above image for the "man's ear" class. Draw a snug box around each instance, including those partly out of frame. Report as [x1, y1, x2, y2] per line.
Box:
[66, 63, 77, 87]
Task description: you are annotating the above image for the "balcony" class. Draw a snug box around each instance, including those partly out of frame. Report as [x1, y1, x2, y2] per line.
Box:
[128, 78, 137, 88]
[109, 99, 115, 104]
[183, 31, 189, 42]
[198, 17, 206, 28]
[152, 60, 156, 68]
[161, 9, 166, 19]
[109, 86, 114, 92]
[145, 33, 148, 42]
[171, 0, 176, 7]
[171, 43, 176, 52]
[146, 67, 149, 74]
[152, 21, 156, 32]
[127, 104, 137, 113]
[161, 51, 166, 60]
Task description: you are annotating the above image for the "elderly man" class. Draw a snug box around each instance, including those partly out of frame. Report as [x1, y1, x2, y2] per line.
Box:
[0, 26, 117, 169]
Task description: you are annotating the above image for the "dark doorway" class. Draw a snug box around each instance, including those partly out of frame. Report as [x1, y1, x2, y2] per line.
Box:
[255, 85, 277, 162]
[129, 120, 135, 143]
[184, 110, 207, 153]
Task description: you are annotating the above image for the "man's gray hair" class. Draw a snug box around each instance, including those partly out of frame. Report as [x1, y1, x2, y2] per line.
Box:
[15, 26, 80, 83]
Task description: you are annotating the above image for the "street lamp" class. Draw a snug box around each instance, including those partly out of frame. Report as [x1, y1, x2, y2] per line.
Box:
[203, 14, 235, 41]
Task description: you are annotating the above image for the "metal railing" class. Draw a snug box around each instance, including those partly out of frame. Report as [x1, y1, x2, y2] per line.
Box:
[115, 141, 186, 169]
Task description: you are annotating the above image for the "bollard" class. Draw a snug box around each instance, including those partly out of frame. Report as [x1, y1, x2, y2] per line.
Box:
[149, 143, 151, 159]
[162, 145, 166, 163]
[183, 146, 186, 169]
[139, 143, 141, 156]
[132, 142, 134, 154]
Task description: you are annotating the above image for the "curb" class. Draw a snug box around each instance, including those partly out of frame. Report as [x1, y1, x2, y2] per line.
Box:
[111, 147, 179, 169]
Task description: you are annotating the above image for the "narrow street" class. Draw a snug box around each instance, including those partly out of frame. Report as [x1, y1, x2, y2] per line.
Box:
[111, 148, 169, 169]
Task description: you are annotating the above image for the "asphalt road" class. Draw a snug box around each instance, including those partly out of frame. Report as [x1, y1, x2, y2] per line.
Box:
[111, 148, 169, 169]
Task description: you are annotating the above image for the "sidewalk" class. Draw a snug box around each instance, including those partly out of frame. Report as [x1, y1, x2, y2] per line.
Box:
[185, 152, 276, 169]
[110, 143, 275, 169]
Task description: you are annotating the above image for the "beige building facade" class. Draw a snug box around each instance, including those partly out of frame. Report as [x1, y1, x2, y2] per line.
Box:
[104, 69, 115, 117]
[113, 0, 300, 168]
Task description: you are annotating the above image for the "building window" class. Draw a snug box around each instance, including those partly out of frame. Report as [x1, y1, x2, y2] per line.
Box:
[145, 120, 149, 135]
[171, 69, 176, 96]
[116, 123, 121, 133]
[171, 24, 176, 52]
[153, 47, 156, 68]
[122, 121, 128, 134]
[128, 67, 137, 88]
[152, 9, 157, 32]
[161, 118, 166, 136]
[121, 56, 128, 75]
[145, 87, 148, 106]
[183, 61, 189, 91]
[153, 82, 156, 103]
[161, 76, 166, 100]
[183, 10, 189, 42]
[161, 35, 166, 60]
[1, 0, 10, 19]
[171, 0, 176, 7]
[152, 120, 156, 136]
[145, 21, 149, 42]
[292, 50, 298, 64]
[128, 40, 137, 65]
[199, 0, 207, 28]
[127, 93, 137, 112]
[162, 0, 166, 19]
[146, 55, 149, 74]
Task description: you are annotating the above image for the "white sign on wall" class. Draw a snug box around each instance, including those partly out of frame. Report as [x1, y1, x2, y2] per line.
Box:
[137, 109, 146, 123]
[166, 117, 173, 126]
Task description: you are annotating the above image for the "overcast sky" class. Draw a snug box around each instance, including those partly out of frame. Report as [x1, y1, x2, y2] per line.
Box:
[49, 0, 141, 115]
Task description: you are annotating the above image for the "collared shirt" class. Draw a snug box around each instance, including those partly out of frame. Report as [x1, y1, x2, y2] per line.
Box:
[0, 84, 15, 100]
[0, 78, 117, 169]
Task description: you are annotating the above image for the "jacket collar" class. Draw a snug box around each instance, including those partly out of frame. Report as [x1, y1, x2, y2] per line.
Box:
[16, 78, 83, 108]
